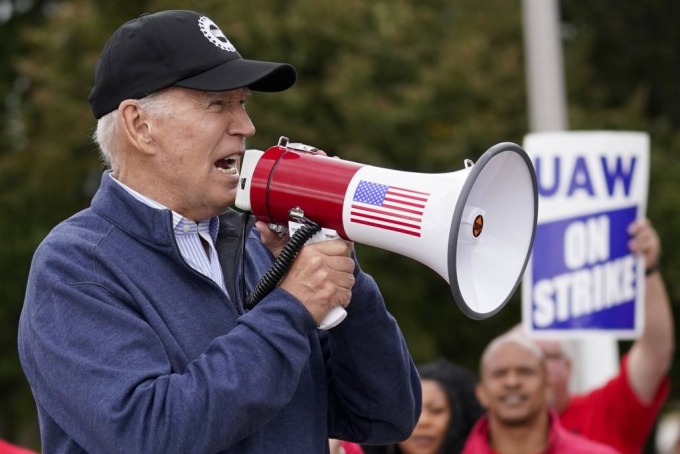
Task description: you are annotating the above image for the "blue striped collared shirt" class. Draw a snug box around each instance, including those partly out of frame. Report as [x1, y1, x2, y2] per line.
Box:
[109, 174, 228, 297]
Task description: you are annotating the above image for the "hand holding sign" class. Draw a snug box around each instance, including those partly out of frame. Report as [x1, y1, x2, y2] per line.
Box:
[627, 218, 660, 272]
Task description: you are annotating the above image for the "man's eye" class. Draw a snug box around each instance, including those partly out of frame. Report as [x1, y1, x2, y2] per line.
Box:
[209, 101, 224, 107]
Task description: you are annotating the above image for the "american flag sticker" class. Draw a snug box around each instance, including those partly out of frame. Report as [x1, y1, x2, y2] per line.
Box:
[351, 180, 430, 237]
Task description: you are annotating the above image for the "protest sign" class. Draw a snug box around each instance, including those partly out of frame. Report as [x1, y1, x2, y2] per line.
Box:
[522, 131, 649, 338]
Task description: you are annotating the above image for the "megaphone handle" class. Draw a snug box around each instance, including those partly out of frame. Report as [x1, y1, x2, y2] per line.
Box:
[318, 305, 348, 330]
[245, 221, 322, 309]
[288, 221, 348, 330]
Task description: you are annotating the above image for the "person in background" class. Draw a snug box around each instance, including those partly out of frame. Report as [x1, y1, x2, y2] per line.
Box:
[363, 359, 484, 454]
[0, 439, 37, 454]
[17, 10, 421, 453]
[655, 410, 680, 454]
[330, 439, 365, 454]
[534, 218, 674, 454]
[462, 332, 620, 454]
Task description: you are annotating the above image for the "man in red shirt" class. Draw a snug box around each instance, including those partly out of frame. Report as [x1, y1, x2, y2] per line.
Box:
[462, 333, 619, 454]
[535, 218, 674, 454]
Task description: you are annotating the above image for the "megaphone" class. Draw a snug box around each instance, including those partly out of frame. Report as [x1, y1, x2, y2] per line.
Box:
[236, 137, 537, 324]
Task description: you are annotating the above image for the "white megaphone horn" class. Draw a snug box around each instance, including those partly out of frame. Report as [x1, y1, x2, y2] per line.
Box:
[236, 137, 538, 327]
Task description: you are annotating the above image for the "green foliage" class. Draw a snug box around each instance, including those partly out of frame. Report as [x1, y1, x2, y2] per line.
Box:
[2, 1, 679, 451]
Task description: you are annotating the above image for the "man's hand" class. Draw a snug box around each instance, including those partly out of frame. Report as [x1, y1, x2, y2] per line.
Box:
[628, 218, 660, 270]
[279, 239, 355, 324]
[255, 221, 289, 258]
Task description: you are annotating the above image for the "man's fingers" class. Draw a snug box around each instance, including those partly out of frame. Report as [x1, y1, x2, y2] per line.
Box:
[308, 238, 353, 257]
[329, 272, 355, 290]
[255, 221, 288, 256]
[628, 217, 650, 235]
[324, 255, 356, 274]
[627, 219, 661, 269]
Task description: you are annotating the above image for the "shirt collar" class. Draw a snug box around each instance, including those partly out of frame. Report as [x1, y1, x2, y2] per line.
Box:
[109, 173, 219, 242]
[174, 217, 220, 243]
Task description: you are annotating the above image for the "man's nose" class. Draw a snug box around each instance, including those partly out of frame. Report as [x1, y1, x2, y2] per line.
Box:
[230, 110, 256, 138]
[503, 371, 521, 387]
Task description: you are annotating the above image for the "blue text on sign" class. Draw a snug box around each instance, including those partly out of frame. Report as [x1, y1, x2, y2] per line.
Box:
[534, 156, 637, 198]
[531, 207, 637, 330]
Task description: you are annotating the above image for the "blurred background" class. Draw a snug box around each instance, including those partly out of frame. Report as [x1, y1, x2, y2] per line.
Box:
[1, 0, 679, 451]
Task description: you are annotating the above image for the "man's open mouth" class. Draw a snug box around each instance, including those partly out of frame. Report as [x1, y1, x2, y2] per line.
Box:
[214, 154, 240, 175]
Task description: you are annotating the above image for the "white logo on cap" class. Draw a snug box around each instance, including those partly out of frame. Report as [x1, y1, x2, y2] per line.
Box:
[198, 16, 236, 52]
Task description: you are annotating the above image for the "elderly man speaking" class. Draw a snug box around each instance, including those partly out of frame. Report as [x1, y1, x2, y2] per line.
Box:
[18, 10, 421, 454]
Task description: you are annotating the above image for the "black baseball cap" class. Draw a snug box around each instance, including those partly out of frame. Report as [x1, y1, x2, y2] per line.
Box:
[88, 10, 296, 119]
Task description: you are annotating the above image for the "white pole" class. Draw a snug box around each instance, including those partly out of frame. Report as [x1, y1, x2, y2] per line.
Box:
[521, 0, 618, 393]
[521, 0, 568, 132]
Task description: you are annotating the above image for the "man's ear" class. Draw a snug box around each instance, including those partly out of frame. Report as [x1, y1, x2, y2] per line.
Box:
[119, 100, 155, 155]
[475, 383, 489, 409]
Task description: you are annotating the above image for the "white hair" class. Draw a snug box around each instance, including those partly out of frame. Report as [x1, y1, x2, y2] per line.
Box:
[92, 89, 175, 169]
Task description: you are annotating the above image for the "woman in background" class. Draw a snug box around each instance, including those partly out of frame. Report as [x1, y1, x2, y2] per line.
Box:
[363, 359, 484, 454]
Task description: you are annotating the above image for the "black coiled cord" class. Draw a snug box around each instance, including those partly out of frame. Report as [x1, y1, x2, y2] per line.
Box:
[245, 219, 321, 309]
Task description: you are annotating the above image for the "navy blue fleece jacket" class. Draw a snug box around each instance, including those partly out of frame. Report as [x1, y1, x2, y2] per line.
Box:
[18, 173, 421, 453]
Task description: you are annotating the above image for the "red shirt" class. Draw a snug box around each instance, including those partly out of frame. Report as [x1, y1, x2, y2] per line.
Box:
[461, 410, 620, 454]
[0, 440, 37, 454]
[340, 441, 364, 454]
[560, 354, 669, 454]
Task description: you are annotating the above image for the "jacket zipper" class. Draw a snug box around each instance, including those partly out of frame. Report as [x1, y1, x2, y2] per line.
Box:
[166, 212, 242, 316]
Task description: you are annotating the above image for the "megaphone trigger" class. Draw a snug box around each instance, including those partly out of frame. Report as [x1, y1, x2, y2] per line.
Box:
[288, 221, 340, 244]
[267, 223, 288, 236]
